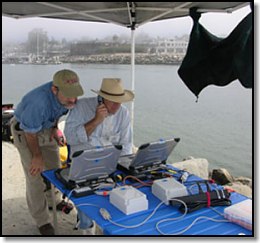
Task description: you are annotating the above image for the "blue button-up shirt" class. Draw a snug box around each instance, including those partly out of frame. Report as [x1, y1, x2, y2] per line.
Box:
[14, 81, 68, 133]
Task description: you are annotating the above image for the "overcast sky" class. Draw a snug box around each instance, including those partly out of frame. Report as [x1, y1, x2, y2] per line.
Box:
[2, 4, 251, 43]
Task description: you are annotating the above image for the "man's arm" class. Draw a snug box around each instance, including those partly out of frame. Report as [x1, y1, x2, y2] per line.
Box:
[84, 117, 101, 137]
[65, 98, 108, 146]
[84, 104, 108, 136]
[24, 132, 44, 176]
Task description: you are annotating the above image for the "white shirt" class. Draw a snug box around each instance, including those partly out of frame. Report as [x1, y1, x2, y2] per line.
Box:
[64, 97, 133, 156]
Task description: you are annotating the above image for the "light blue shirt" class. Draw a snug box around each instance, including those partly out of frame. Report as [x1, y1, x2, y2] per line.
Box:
[14, 82, 68, 133]
[64, 97, 133, 155]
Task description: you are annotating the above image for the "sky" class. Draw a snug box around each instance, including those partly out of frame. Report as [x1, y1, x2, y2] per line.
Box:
[2, 4, 252, 43]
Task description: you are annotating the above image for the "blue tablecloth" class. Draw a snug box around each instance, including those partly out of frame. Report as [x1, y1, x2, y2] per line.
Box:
[42, 168, 253, 236]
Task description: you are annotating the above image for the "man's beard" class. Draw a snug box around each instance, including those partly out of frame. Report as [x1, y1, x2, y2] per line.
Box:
[62, 100, 77, 109]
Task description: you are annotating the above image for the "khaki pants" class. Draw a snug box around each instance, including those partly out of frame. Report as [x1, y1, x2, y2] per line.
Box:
[10, 118, 61, 227]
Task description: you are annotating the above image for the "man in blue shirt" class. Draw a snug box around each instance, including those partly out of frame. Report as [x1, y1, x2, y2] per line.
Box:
[10, 69, 84, 235]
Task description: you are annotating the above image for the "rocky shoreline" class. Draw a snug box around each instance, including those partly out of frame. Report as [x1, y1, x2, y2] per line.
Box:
[172, 157, 252, 198]
[61, 53, 183, 65]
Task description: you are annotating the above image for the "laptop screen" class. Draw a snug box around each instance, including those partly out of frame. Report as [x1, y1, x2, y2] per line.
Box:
[69, 145, 122, 183]
[130, 138, 180, 170]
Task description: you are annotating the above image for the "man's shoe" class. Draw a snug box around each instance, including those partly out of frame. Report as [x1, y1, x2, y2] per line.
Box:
[83, 221, 103, 235]
[84, 221, 96, 235]
[39, 223, 55, 235]
[49, 200, 74, 213]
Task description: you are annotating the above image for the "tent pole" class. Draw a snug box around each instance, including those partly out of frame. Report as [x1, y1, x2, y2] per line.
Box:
[130, 28, 135, 146]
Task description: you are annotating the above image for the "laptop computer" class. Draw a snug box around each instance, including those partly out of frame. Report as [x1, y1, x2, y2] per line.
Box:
[55, 144, 122, 189]
[117, 137, 180, 175]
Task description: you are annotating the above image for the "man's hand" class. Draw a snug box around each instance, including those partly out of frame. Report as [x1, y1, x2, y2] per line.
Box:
[24, 132, 44, 176]
[95, 104, 108, 123]
[29, 155, 44, 176]
[50, 128, 67, 146]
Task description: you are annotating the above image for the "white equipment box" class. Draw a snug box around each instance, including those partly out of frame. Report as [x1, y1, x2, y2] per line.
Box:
[109, 185, 148, 215]
[152, 177, 188, 205]
[224, 199, 252, 231]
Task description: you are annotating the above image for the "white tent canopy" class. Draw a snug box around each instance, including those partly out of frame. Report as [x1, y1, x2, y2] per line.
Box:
[2, 2, 249, 29]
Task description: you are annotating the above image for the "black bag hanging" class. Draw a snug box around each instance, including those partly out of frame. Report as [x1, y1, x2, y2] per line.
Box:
[178, 7, 252, 99]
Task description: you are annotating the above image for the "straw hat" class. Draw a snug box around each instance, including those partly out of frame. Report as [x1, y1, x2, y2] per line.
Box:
[91, 78, 134, 103]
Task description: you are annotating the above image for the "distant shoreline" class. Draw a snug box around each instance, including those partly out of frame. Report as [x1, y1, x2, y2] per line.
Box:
[2, 61, 182, 66]
[2, 53, 183, 66]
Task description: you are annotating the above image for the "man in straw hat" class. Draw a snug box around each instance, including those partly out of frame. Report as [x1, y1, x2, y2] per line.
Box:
[65, 78, 134, 155]
[10, 69, 84, 235]
[64, 78, 134, 234]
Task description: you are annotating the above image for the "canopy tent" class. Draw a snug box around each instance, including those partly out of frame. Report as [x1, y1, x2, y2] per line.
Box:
[2, 2, 251, 138]
[2, 2, 249, 28]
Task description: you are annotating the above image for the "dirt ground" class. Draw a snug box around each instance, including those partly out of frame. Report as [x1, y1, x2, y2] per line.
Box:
[2, 141, 87, 236]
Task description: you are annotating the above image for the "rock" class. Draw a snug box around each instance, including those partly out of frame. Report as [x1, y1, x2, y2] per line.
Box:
[234, 177, 252, 188]
[211, 168, 234, 185]
[171, 156, 252, 198]
[172, 158, 209, 180]
[182, 156, 194, 160]
[225, 183, 252, 198]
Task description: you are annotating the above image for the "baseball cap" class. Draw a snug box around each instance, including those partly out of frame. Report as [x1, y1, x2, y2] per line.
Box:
[53, 69, 84, 98]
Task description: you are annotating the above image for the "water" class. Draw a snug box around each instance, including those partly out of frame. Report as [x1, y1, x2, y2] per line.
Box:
[2, 63, 252, 178]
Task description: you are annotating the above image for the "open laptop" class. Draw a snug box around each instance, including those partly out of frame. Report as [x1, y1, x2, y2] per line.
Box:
[117, 137, 180, 175]
[55, 145, 122, 189]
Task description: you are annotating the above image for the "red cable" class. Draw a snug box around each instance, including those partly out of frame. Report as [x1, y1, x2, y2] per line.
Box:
[206, 191, 211, 207]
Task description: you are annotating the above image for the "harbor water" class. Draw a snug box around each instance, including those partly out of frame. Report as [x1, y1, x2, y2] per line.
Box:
[2, 63, 252, 178]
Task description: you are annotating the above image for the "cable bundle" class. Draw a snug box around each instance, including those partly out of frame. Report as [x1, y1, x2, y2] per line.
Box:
[170, 182, 231, 213]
